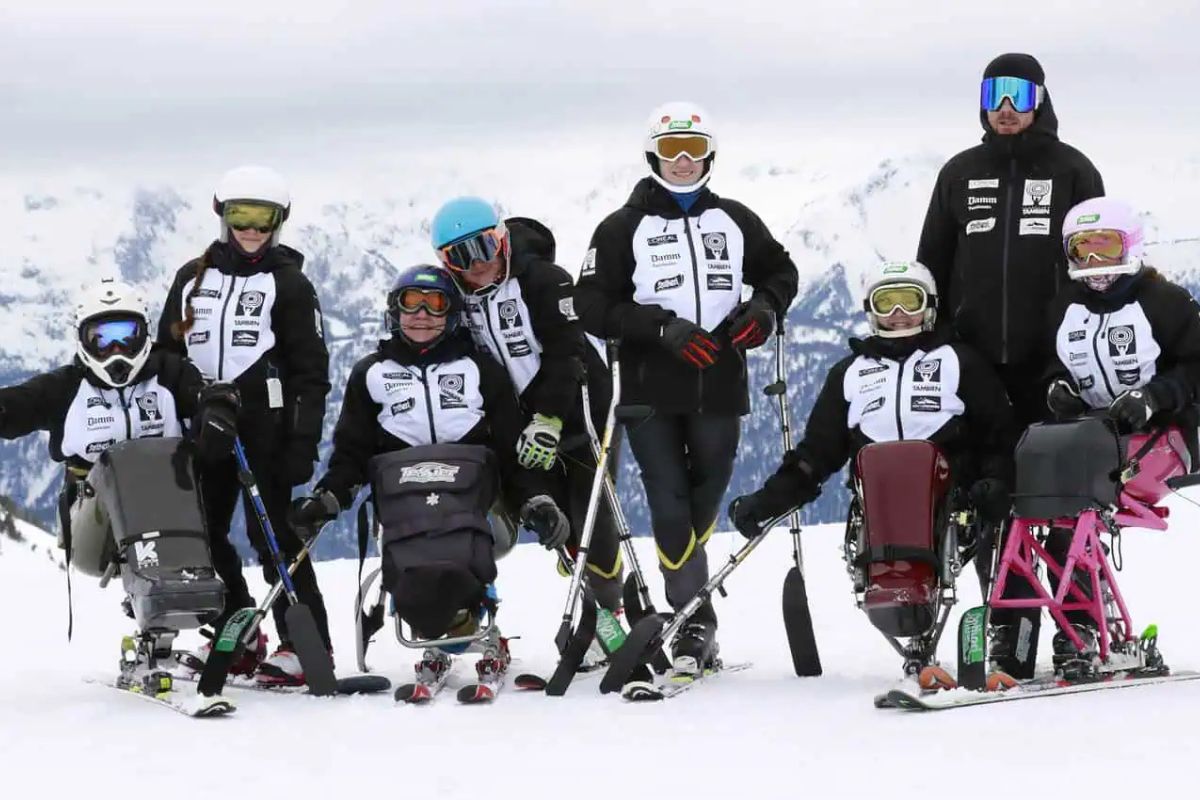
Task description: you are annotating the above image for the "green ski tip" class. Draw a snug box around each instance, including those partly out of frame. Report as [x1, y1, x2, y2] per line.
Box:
[1141, 624, 1159, 640]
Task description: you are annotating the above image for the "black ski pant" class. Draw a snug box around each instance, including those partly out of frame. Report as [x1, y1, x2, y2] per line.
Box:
[626, 411, 740, 625]
[198, 415, 332, 650]
[995, 360, 1048, 430]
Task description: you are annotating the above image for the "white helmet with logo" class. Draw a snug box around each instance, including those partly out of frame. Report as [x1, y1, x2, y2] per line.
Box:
[75, 277, 152, 388]
[212, 165, 291, 247]
[862, 260, 938, 339]
[644, 101, 717, 192]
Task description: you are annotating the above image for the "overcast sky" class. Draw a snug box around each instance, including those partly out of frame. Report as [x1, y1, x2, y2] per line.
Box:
[3, 0, 1198, 172]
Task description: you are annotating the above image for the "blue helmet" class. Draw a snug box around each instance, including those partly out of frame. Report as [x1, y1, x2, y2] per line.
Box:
[385, 264, 462, 348]
[431, 196, 501, 249]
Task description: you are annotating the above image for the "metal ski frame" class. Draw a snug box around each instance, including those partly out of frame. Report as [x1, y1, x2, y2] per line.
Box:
[765, 315, 822, 677]
[599, 513, 788, 693]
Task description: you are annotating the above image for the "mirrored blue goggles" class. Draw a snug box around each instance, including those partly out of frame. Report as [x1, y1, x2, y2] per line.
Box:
[980, 76, 1041, 113]
[437, 228, 504, 272]
[82, 318, 145, 354]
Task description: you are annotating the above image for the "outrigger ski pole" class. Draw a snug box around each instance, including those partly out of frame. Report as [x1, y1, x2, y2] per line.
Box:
[766, 315, 822, 677]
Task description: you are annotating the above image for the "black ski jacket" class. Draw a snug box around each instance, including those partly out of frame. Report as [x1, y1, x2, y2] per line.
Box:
[917, 91, 1105, 367]
[0, 348, 203, 473]
[758, 329, 1016, 509]
[315, 332, 549, 511]
[575, 177, 798, 415]
[1044, 270, 1200, 428]
[157, 242, 331, 463]
[461, 217, 610, 436]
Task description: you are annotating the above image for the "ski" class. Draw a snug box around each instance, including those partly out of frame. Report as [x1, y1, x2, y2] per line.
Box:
[86, 676, 235, 718]
[395, 657, 456, 705]
[456, 681, 501, 704]
[620, 661, 752, 702]
[886, 668, 1200, 711]
[174, 667, 390, 697]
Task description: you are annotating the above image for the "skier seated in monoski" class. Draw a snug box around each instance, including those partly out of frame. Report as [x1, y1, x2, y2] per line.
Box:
[729, 260, 1017, 689]
[983, 197, 1200, 686]
[0, 278, 239, 684]
[289, 265, 571, 692]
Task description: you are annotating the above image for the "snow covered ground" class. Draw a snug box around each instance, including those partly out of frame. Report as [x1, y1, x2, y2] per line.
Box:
[3, 500, 1200, 800]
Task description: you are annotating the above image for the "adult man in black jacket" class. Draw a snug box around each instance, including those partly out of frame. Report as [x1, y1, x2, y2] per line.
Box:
[575, 101, 798, 673]
[917, 53, 1105, 425]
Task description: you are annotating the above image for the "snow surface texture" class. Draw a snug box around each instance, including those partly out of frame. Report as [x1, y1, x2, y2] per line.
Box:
[4, 139, 1200, 557]
[3, 499, 1200, 799]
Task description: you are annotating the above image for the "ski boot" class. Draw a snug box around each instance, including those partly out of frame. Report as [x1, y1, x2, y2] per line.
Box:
[1053, 623, 1099, 679]
[984, 624, 1020, 691]
[670, 621, 719, 677]
[255, 643, 334, 687]
[179, 626, 267, 677]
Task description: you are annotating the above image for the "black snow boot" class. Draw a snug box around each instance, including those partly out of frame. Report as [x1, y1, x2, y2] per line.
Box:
[1052, 623, 1099, 678]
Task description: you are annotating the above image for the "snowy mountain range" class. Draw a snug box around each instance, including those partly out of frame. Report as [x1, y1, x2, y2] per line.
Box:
[4, 143, 1200, 558]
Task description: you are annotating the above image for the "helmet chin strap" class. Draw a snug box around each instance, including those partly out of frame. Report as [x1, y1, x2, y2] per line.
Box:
[875, 325, 923, 339]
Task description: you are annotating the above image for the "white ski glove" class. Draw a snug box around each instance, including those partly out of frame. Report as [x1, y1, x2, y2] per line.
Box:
[516, 414, 563, 470]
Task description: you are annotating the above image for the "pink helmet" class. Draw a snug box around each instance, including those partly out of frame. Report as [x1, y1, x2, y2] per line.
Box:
[1061, 198, 1145, 287]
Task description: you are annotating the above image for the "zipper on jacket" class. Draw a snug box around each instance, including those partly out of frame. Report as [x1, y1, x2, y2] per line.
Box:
[1090, 313, 1118, 400]
[419, 365, 438, 444]
[1000, 159, 1016, 363]
[215, 274, 237, 380]
[117, 388, 133, 440]
[894, 355, 910, 440]
[481, 295, 509, 372]
[682, 217, 706, 410]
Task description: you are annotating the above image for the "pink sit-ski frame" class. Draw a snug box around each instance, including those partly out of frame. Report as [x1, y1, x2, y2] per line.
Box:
[988, 432, 1181, 663]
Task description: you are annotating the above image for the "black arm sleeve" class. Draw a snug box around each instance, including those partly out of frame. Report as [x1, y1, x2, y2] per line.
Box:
[759, 356, 855, 502]
[575, 211, 673, 345]
[916, 167, 956, 299]
[1072, 157, 1106, 205]
[273, 269, 332, 456]
[1145, 281, 1200, 413]
[477, 354, 551, 509]
[955, 344, 1018, 485]
[724, 200, 798, 315]
[152, 350, 205, 420]
[316, 359, 379, 509]
[1040, 293, 1072, 387]
[0, 366, 78, 440]
[522, 263, 585, 421]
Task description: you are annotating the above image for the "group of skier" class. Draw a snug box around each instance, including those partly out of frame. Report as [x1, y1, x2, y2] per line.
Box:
[1, 49, 1197, 696]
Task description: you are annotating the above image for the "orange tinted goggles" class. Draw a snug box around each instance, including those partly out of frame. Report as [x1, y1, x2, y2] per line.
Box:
[1066, 229, 1127, 266]
[395, 288, 452, 316]
[654, 135, 712, 162]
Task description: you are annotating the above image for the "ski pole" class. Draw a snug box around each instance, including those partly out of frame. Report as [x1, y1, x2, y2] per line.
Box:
[233, 437, 300, 603]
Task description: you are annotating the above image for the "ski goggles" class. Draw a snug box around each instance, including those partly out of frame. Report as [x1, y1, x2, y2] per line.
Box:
[980, 76, 1042, 113]
[437, 226, 505, 272]
[652, 135, 713, 162]
[81, 317, 146, 357]
[1065, 229, 1127, 267]
[868, 283, 928, 316]
[392, 287, 453, 316]
[222, 202, 283, 233]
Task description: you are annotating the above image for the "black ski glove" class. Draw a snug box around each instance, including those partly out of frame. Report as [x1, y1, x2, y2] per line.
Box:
[1108, 388, 1159, 432]
[660, 318, 721, 369]
[520, 495, 570, 550]
[1046, 378, 1086, 420]
[281, 441, 317, 487]
[728, 494, 774, 540]
[727, 295, 776, 351]
[968, 478, 1011, 525]
[728, 480, 813, 540]
[193, 382, 240, 464]
[289, 488, 341, 536]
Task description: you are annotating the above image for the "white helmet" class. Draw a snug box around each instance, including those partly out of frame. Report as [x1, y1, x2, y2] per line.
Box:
[862, 260, 938, 339]
[75, 277, 152, 388]
[212, 165, 291, 248]
[644, 101, 717, 192]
